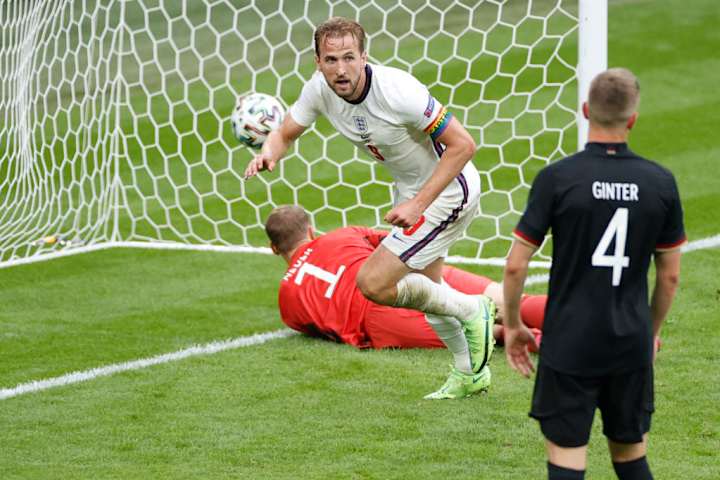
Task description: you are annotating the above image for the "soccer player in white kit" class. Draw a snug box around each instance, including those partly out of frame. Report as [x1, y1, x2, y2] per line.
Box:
[244, 17, 495, 399]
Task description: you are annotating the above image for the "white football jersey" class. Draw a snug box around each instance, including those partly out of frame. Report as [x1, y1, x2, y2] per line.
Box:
[289, 64, 480, 203]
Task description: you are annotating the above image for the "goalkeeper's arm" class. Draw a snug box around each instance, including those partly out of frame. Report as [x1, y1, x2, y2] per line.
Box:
[244, 114, 306, 179]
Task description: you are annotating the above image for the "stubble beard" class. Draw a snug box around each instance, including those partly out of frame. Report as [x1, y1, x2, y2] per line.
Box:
[332, 74, 359, 100]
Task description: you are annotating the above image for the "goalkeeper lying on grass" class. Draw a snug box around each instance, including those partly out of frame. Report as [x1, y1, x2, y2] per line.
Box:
[264, 205, 547, 399]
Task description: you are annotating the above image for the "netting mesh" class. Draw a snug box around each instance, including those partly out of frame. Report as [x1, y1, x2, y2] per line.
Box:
[0, 0, 121, 263]
[1, 0, 580, 265]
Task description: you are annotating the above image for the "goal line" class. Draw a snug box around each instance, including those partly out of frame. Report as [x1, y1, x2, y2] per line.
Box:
[2, 234, 718, 271]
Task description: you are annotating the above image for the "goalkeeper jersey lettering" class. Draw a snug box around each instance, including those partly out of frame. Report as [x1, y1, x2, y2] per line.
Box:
[290, 64, 479, 203]
[278, 227, 387, 347]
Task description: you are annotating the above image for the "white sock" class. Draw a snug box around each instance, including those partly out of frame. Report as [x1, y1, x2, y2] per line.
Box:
[425, 313, 472, 374]
[394, 272, 478, 322]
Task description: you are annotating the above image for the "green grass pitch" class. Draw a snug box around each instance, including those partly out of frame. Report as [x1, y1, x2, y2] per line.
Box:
[1, 0, 719, 478]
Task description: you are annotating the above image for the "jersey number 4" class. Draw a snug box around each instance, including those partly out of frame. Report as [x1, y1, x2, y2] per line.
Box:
[294, 262, 347, 298]
[591, 207, 630, 287]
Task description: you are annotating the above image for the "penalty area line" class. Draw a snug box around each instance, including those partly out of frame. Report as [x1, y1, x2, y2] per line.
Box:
[0, 329, 297, 401]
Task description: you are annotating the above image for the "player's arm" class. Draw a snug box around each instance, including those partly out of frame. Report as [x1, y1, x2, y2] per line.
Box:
[502, 166, 552, 376]
[357, 227, 389, 247]
[345, 226, 389, 249]
[415, 118, 476, 209]
[503, 238, 539, 377]
[650, 249, 681, 341]
[244, 114, 307, 179]
[650, 172, 684, 358]
[385, 116, 476, 228]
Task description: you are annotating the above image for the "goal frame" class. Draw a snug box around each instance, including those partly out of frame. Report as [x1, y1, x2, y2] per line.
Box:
[0, 0, 607, 270]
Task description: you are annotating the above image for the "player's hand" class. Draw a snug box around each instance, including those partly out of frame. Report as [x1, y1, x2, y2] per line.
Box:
[244, 152, 277, 179]
[504, 324, 537, 378]
[653, 335, 661, 363]
[384, 200, 423, 229]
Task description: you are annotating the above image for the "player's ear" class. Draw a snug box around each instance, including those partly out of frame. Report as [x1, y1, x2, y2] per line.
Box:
[314, 54, 321, 70]
[270, 243, 280, 255]
[582, 102, 589, 120]
[627, 111, 638, 130]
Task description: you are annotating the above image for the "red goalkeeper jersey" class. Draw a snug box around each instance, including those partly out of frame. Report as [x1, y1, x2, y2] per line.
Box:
[278, 227, 387, 348]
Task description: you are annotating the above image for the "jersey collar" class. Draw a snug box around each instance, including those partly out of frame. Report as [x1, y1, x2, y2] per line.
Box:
[585, 142, 629, 156]
[344, 64, 372, 105]
[288, 239, 315, 266]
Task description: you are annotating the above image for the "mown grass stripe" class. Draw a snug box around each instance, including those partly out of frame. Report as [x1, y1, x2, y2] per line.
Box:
[1, 235, 717, 401]
[0, 329, 297, 401]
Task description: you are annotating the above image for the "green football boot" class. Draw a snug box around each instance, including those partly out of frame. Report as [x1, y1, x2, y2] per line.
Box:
[423, 366, 491, 400]
[463, 295, 496, 374]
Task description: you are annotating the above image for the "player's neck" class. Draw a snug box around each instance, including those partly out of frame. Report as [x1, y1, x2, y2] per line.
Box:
[283, 239, 311, 265]
[587, 125, 629, 144]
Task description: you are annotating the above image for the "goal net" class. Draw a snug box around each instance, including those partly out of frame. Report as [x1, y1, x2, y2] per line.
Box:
[0, 0, 603, 267]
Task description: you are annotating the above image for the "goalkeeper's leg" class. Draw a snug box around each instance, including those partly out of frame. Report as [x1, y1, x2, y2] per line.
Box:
[361, 302, 486, 398]
[362, 303, 473, 374]
[442, 264, 547, 329]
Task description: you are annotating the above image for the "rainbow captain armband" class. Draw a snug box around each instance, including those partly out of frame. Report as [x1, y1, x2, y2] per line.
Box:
[424, 106, 453, 141]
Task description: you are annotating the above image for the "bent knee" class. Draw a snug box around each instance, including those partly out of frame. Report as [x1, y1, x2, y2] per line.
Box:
[356, 267, 393, 304]
[356, 268, 380, 300]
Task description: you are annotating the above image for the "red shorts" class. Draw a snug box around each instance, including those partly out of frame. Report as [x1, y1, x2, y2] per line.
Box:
[363, 266, 493, 349]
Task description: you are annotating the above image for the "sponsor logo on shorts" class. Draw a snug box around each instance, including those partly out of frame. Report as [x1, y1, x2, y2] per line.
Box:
[391, 233, 406, 243]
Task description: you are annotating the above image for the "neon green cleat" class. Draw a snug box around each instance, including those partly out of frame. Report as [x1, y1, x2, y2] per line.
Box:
[463, 295, 496, 374]
[424, 366, 491, 400]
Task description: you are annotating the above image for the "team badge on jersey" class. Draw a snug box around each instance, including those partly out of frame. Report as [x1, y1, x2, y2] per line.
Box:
[353, 116, 368, 133]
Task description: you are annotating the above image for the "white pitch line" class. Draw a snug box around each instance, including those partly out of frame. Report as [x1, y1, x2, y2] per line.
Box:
[526, 273, 549, 285]
[0, 329, 297, 401]
[683, 234, 720, 253]
[3, 234, 717, 270]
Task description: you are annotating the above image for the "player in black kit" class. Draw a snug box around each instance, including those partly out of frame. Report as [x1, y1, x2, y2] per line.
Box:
[502, 68, 686, 480]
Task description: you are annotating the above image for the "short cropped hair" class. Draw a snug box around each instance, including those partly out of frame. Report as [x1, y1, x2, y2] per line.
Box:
[265, 205, 311, 255]
[588, 68, 640, 128]
[314, 17, 366, 57]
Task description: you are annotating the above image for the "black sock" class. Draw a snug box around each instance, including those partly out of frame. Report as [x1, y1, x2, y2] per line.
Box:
[613, 456, 653, 480]
[547, 461, 585, 480]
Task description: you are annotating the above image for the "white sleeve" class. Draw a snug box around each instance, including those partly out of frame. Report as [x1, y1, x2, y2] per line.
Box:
[289, 74, 323, 127]
[385, 71, 450, 140]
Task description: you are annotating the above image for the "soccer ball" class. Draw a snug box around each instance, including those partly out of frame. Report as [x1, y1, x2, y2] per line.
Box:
[230, 93, 285, 149]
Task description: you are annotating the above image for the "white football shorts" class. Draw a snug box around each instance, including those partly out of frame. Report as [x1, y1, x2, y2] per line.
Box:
[381, 173, 480, 270]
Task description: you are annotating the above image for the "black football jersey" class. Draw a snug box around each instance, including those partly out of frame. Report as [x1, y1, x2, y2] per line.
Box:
[515, 143, 686, 375]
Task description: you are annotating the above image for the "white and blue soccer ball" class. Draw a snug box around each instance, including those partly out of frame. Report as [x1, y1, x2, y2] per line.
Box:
[230, 93, 285, 149]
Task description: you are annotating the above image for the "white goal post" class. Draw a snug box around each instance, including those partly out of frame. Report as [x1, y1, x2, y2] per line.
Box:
[0, 0, 607, 268]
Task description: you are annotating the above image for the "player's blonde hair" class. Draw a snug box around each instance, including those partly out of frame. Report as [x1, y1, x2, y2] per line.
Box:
[265, 205, 311, 255]
[314, 17, 366, 57]
[588, 68, 640, 128]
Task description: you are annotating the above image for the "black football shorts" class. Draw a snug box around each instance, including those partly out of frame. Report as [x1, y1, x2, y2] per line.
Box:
[529, 362, 654, 447]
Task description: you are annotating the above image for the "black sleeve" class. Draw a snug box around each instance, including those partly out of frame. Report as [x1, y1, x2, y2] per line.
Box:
[656, 173, 686, 249]
[514, 166, 554, 246]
